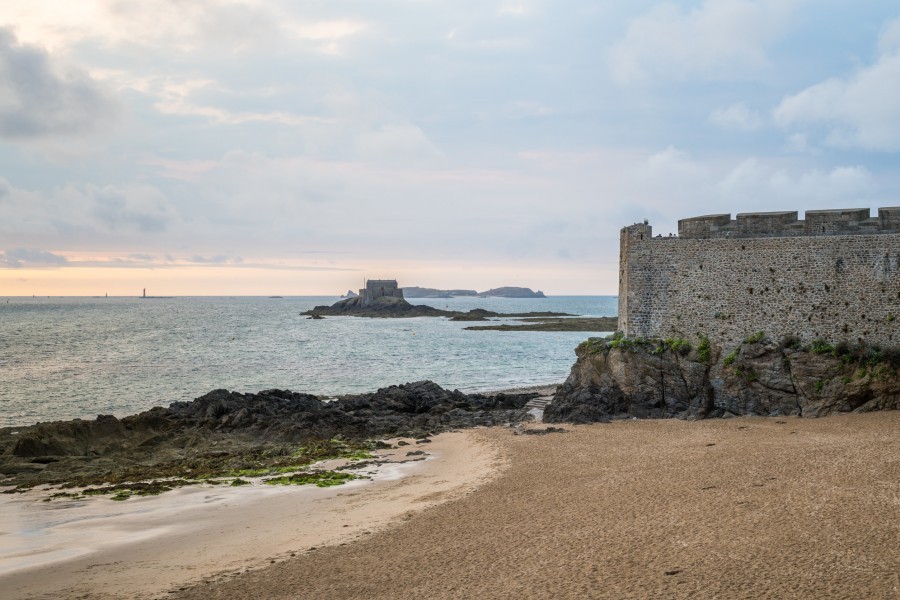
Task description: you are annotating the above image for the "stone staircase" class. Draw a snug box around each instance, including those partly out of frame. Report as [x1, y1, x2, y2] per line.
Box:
[524, 394, 554, 421]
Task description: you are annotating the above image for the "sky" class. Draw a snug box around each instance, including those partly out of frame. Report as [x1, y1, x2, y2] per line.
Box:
[1, 0, 899, 296]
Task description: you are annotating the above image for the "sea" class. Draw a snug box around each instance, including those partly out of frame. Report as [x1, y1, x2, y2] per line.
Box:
[0, 295, 617, 428]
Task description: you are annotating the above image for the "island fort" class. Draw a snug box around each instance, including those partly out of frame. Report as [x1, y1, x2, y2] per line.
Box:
[619, 207, 900, 347]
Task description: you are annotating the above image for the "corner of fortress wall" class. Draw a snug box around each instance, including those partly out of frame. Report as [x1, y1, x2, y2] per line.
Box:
[618, 208, 900, 349]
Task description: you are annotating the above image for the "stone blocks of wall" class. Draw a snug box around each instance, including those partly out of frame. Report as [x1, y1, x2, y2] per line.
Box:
[359, 279, 404, 305]
[619, 226, 900, 349]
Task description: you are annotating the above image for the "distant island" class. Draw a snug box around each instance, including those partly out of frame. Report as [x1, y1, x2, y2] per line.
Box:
[479, 287, 546, 298]
[401, 286, 546, 298]
[401, 287, 477, 298]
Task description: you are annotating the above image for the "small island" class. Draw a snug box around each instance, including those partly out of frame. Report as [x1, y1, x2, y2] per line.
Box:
[401, 287, 478, 298]
[309, 280, 570, 320]
[478, 287, 546, 298]
[401, 286, 546, 298]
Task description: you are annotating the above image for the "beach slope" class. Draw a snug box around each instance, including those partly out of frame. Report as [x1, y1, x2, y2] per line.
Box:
[176, 412, 900, 599]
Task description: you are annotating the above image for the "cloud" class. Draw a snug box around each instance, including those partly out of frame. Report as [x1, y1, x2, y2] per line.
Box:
[84, 184, 178, 233]
[774, 17, 900, 151]
[144, 77, 336, 127]
[0, 178, 179, 242]
[719, 159, 875, 205]
[0, 27, 118, 138]
[709, 103, 764, 131]
[610, 0, 800, 84]
[3, 0, 367, 55]
[615, 147, 879, 233]
[1, 248, 68, 268]
[352, 124, 444, 166]
[189, 254, 232, 264]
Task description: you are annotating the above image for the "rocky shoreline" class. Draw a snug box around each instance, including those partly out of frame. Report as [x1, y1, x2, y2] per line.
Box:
[0, 381, 537, 492]
[545, 334, 900, 423]
[6, 333, 897, 497]
[303, 296, 571, 319]
[464, 316, 617, 332]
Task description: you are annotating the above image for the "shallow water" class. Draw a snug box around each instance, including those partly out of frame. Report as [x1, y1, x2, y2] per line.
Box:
[0, 295, 616, 427]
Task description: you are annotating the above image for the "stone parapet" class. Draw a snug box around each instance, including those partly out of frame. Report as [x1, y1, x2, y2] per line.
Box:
[677, 207, 900, 239]
[621, 208, 900, 348]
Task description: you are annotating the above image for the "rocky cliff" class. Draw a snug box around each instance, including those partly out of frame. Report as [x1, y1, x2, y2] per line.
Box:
[544, 335, 899, 422]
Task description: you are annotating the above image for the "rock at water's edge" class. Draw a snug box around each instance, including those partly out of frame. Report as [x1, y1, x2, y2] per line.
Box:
[544, 337, 899, 422]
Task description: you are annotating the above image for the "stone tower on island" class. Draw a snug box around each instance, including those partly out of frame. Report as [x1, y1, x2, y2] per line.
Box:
[358, 279, 404, 307]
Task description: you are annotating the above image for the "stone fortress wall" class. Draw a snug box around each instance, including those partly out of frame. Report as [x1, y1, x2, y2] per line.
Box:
[359, 279, 404, 305]
[618, 207, 900, 349]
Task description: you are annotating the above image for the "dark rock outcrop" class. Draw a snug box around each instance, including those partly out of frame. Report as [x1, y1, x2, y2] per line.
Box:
[0, 382, 536, 487]
[303, 298, 572, 320]
[545, 337, 900, 423]
[304, 295, 449, 317]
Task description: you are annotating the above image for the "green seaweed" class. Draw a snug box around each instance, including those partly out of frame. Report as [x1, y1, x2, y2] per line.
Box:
[262, 471, 360, 488]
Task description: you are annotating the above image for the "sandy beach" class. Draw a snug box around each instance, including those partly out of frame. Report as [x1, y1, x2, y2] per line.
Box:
[161, 412, 900, 600]
[0, 431, 502, 599]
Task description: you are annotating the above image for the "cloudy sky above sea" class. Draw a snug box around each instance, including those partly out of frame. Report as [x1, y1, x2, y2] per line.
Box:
[1, 1, 899, 295]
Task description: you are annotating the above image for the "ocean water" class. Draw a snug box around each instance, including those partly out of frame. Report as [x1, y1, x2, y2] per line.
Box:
[0, 295, 617, 428]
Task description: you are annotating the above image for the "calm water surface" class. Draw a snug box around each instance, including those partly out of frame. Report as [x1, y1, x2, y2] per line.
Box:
[0, 295, 616, 427]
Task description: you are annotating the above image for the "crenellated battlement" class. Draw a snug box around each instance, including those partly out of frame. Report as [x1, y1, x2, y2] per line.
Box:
[618, 206, 900, 348]
[677, 207, 900, 239]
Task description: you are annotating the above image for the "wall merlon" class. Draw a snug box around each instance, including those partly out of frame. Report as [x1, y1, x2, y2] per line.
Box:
[677, 214, 731, 238]
[880, 206, 900, 229]
[622, 222, 652, 240]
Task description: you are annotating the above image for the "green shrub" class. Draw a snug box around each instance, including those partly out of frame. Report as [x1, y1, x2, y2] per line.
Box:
[697, 336, 711, 364]
[723, 348, 740, 366]
[779, 334, 802, 350]
[810, 339, 835, 355]
[744, 331, 765, 344]
[664, 338, 692, 356]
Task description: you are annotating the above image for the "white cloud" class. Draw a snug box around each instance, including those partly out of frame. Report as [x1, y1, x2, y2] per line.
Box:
[878, 15, 900, 54]
[709, 103, 763, 131]
[644, 146, 711, 181]
[774, 18, 900, 151]
[719, 159, 875, 205]
[1, 0, 367, 55]
[499, 3, 531, 17]
[83, 184, 178, 233]
[0, 248, 68, 268]
[352, 124, 444, 166]
[0, 178, 180, 241]
[0, 28, 118, 138]
[610, 0, 801, 84]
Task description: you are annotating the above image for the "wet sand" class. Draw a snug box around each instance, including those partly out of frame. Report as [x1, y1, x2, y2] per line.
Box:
[174, 412, 900, 599]
[0, 431, 502, 599]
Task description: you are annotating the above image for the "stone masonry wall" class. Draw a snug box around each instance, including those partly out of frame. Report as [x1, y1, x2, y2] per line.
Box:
[619, 211, 900, 349]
